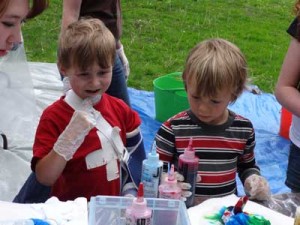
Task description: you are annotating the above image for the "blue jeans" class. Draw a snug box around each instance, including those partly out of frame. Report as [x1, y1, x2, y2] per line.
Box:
[107, 55, 131, 106]
[285, 142, 300, 192]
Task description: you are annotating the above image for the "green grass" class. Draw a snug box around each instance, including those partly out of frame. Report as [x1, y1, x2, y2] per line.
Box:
[22, 0, 295, 93]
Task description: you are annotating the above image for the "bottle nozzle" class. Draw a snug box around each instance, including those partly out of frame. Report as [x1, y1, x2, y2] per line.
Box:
[151, 141, 157, 155]
[168, 164, 176, 182]
[137, 182, 144, 203]
[148, 141, 159, 163]
[183, 137, 195, 159]
[187, 138, 193, 151]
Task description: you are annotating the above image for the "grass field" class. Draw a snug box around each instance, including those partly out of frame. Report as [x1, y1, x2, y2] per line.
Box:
[22, 0, 295, 93]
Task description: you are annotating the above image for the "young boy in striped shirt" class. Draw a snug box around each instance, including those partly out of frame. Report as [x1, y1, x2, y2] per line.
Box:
[155, 38, 270, 202]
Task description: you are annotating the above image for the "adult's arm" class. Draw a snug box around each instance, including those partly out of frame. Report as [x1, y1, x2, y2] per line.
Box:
[275, 37, 300, 117]
[61, 0, 82, 31]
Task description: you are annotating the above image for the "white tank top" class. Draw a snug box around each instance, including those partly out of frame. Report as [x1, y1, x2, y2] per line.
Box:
[290, 115, 300, 147]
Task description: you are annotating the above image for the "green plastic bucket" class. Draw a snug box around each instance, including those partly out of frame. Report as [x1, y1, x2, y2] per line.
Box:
[153, 72, 189, 122]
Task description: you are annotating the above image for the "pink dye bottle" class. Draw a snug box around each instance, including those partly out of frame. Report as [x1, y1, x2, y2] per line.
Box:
[178, 138, 199, 207]
[125, 182, 152, 225]
[158, 164, 182, 200]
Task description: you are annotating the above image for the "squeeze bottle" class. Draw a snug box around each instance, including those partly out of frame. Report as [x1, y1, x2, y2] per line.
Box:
[178, 138, 199, 207]
[158, 164, 182, 199]
[141, 141, 163, 198]
[125, 182, 152, 225]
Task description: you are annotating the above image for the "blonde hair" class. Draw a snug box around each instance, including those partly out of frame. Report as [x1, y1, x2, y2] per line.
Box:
[182, 38, 248, 102]
[0, 0, 49, 19]
[58, 18, 116, 71]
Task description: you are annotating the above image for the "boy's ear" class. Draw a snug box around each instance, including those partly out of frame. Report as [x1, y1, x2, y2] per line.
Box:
[231, 93, 238, 103]
[182, 72, 187, 91]
[57, 62, 67, 77]
[183, 82, 187, 91]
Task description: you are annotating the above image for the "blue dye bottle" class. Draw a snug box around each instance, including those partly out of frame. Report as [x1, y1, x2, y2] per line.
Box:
[141, 141, 163, 198]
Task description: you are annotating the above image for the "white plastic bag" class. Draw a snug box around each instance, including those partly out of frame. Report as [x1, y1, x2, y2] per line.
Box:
[0, 42, 38, 149]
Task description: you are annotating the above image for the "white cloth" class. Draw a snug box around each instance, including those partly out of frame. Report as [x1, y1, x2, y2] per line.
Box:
[0, 197, 88, 225]
[187, 194, 294, 225]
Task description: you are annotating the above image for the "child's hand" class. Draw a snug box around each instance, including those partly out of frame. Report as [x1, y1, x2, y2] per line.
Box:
[53, 110, 96, 161]
[244, 174, 270, 201]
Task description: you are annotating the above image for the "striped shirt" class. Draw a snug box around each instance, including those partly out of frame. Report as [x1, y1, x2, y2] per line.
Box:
[155, 109, 260, 198]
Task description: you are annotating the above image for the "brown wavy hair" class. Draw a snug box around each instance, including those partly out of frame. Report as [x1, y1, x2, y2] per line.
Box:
[0, 0, 49, 19]
[58, 18, 116, 72]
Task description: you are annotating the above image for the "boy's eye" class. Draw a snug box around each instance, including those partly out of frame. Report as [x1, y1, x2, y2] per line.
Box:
[2, 21, 14, 27]
[78, 72, 89, 77]
[211, 99, 221, 104]
[97, 71, 106, 76]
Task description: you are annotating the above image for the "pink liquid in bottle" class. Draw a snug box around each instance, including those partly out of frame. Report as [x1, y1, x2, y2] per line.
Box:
[158, 164, 182, 200]
[178, 138, 199, 207]
[125, 182, 152, 225]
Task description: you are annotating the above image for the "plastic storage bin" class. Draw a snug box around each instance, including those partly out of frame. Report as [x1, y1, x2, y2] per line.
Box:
[153, 72, 189, 122]
[89, 195, 191, 225]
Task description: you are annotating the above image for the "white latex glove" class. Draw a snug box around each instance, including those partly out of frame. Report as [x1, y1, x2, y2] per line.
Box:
[116, 45, 130, 80]
[53, 110, 95, 161]
[244, 174, 270, 201]
[161, 171, 201, 201]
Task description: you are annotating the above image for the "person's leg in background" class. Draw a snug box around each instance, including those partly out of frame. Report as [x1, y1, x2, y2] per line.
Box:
[106, 55, 131, 106]
[285, 142, 300, 193]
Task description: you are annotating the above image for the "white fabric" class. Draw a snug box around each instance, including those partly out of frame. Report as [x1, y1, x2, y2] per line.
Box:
[187, 194, 294, 225]
[0, 197, 88, 225]
[290, 115, 300, 147]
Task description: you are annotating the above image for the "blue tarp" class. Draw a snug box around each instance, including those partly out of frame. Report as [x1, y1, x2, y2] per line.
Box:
[128, 87, 291, 195]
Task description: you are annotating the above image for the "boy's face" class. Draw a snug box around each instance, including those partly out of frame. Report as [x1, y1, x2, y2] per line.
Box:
[62, 61, 112, 100]
[187, 81, 232, 125]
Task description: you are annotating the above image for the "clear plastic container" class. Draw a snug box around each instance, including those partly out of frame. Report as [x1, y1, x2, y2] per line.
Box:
[89, 195, 191, 225]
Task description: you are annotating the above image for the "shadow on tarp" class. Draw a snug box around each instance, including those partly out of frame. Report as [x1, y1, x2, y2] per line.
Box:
[127, 87, 291, 195]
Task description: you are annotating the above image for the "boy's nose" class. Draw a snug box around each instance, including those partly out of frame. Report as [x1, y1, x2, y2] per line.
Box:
[90, 76, 101, 86]
[197, 103, 209, 114]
